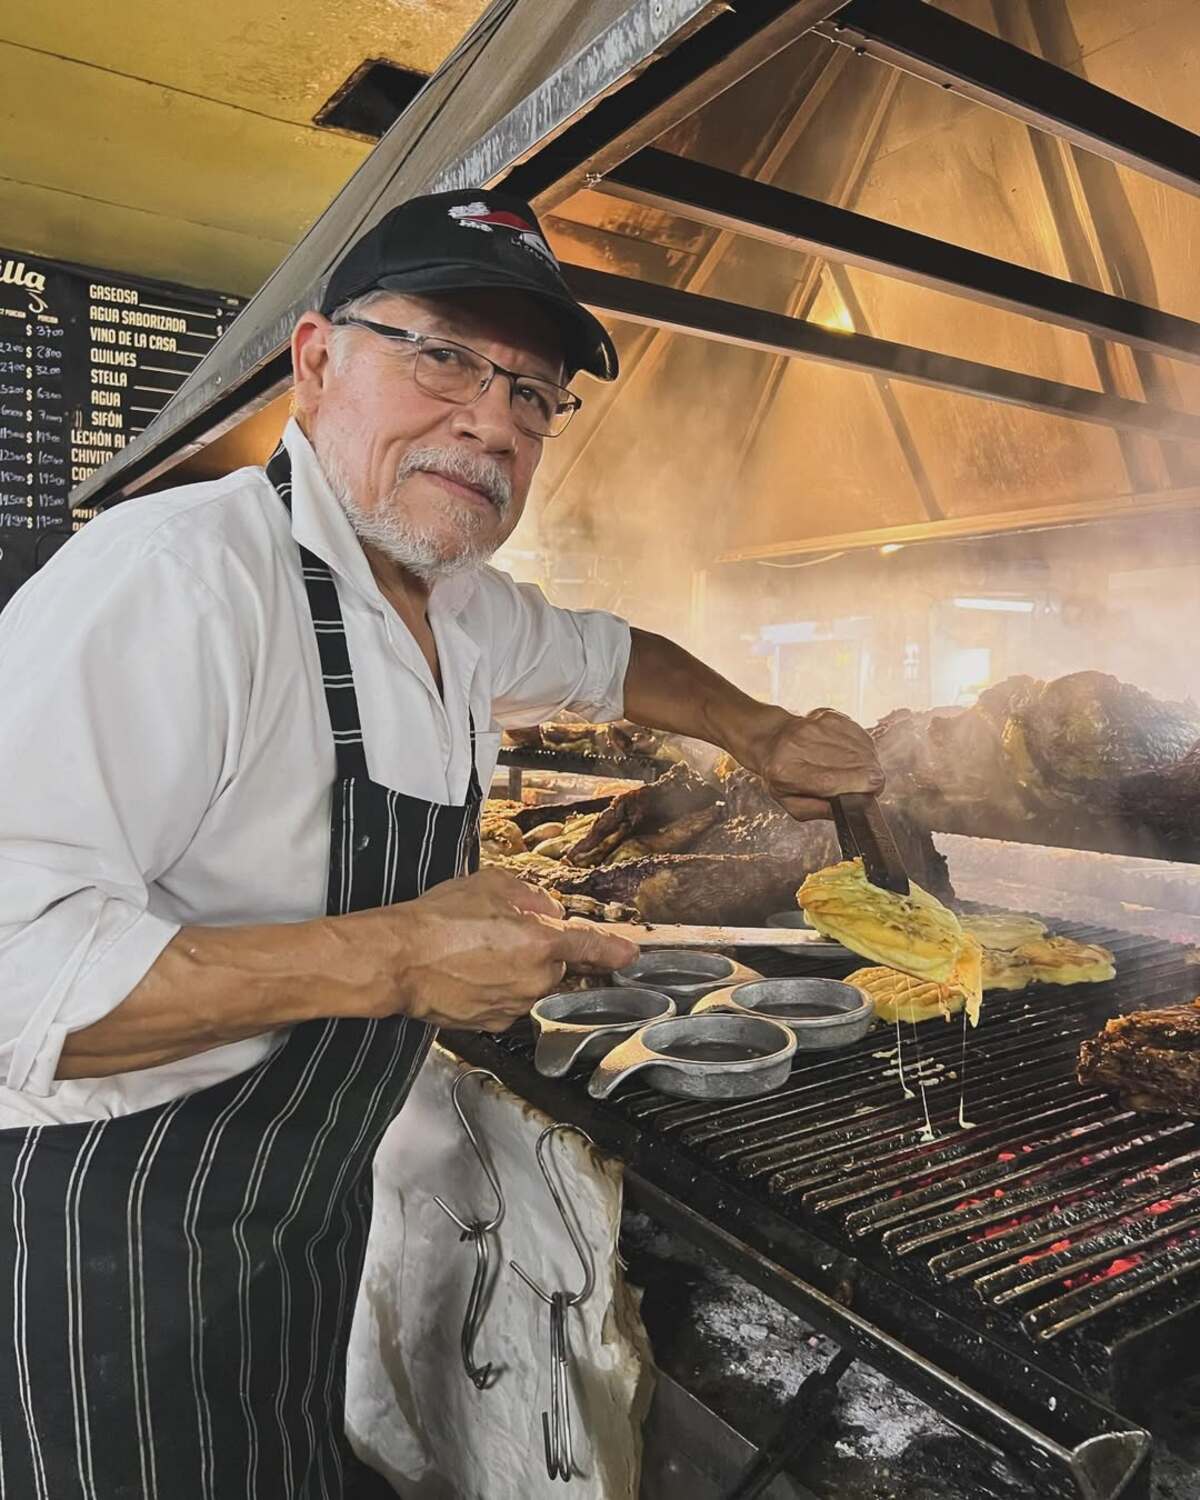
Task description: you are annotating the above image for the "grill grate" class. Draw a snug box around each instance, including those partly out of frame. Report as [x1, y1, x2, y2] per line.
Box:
[474, 916, 1200, 1415]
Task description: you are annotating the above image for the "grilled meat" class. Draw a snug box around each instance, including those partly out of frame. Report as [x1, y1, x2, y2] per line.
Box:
[566, 763, 717, 866]
[872, 703, 1031, 829]
[709, 757, 954, 898]
[1077, 1000, 1200, 1116]
[553, 892, 638, 923]
[500, 727, 544, 749]
[1006, 671, 1200, 803]
[1118, 739, 1200, 845]
[973, 674, 1041, 731]
[480, 815, 526, 859]
[608, 720, 673, 760]
[508, 796, 613, 834]
[538, 720, 615, 754]
[690, 812, 840, 865]
[513, 851, 801, 925]
[607, 804, 723, 861]
[714, 755, 783, 820]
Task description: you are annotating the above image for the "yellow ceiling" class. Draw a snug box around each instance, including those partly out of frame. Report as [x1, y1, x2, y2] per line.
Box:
[0, 0, 488, 297]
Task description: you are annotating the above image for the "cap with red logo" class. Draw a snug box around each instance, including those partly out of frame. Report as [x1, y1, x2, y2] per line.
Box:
[319, 189, 618, 381]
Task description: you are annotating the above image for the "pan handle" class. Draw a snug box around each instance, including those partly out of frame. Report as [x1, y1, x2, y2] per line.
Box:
[688, 986, 742, 1018]
[587, 1033, 666, 1100]
[535, 1027, 602, 1077]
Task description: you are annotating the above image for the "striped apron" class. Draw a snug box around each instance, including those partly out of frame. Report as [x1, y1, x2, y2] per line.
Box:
[0, 442, 482, 1499]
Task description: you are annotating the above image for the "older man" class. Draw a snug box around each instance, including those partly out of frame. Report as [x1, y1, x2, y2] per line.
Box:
[0, 189, 881, 1498]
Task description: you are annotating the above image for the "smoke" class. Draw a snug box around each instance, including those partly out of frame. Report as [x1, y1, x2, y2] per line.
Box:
[515, 394, 1200, 730]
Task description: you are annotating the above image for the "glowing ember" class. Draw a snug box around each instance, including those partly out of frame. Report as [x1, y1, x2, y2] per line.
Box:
[1064, 1252, 1144, 1290]
[1018, 1238, 1072, 1266]
[997, 1151, 1017, 1163]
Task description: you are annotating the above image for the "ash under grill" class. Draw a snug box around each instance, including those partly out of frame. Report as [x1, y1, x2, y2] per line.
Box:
[449, 915, 1200, 1496]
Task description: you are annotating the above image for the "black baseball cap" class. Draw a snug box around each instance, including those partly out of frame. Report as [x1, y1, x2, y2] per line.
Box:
[319, 189, 619, 382]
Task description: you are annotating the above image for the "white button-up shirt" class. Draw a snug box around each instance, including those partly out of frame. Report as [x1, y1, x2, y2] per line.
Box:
[0, 419, 630, 1127]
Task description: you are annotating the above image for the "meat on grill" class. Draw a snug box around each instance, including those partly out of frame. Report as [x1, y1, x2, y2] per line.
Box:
[690, 811, 839, 862]
[566, 763, 717, 866]
[1118, 739, 1200, 845]
[865, 672, 1200, 859]
[608, 804, 723, 860]
[529, 852, 804, 925]
[871, 703, 1032, 830]
[1077, 999, 1200, 1116]
[1007, 672, 1200, 803]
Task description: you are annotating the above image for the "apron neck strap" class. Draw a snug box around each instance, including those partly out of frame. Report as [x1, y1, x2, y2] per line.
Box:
[267, 441, 369, 781]
[265, 441, 481, 796]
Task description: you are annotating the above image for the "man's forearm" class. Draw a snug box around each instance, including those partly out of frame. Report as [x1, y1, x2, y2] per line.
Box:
[622, 627, 788, 772]
[55, 913, 386, 1079]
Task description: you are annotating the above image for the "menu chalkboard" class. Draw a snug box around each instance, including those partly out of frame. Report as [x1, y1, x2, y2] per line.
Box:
[0, 250, 242, 610]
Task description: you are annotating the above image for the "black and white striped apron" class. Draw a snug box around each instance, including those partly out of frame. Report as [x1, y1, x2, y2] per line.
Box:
[0, 441, 482, 1499]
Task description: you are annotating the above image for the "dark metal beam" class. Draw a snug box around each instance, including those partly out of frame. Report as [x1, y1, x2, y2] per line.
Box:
[538, 43, 849, 522]
[504, 0, 854, 212]
[602, 147, 1200, 366]
[564, 264, 1200, 443]
[816, 0, 1200, 200]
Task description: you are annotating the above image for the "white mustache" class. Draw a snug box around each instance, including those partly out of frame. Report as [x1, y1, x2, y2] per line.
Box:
[394, 446, 512, 515]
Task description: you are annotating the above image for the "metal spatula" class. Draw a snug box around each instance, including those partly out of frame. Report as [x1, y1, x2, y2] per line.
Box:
[586, 921, 838, 950]
[829, 793, 910, 895]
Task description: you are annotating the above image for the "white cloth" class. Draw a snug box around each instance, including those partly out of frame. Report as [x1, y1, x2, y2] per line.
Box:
[0, 419, 630, 1127]
[346, 1046, 652, 1498]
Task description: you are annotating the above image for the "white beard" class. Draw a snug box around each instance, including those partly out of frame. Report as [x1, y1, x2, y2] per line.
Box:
[313, 434, 512, 581]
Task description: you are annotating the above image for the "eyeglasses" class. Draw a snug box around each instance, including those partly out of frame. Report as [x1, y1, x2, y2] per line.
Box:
[338, 318, 583, 438]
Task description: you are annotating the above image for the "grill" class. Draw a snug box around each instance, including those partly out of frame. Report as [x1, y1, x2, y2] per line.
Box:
[447, 916, 1200, 1500]
[497, 745, 667, 784]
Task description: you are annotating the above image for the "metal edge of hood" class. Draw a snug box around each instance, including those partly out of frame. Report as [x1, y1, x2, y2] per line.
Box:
[68, 0, 731, 512]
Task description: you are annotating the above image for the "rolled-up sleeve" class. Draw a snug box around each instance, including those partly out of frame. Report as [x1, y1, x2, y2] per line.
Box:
[0, 532, 247, 1093]
[481, 571, 631, 726]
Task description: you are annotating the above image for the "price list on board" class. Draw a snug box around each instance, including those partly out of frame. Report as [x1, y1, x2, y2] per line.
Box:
[0, 250, 241, 610]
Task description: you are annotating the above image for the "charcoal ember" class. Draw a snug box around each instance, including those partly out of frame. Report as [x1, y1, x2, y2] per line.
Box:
[1007, 671, 1200, 803]
[566, 763, 717, 866]
[1118, 739, 1200, 844]
[1077, 999, 1200, 1116]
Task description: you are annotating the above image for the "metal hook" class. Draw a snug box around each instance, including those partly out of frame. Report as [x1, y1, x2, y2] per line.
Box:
[432, 1068, 505, 1389]
[511, 1123, 598, 1480]
[511, 1123, 596, 1308]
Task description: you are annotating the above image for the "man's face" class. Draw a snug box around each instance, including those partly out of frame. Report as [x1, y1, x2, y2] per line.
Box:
[291, 289, 566, 578]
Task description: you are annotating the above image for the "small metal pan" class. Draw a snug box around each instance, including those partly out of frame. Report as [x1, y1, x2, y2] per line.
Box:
[612, 949, 761, 1011]
[692, 977, 874, 1048]
[764, 910, 848, 958]
[531, 986, 675, 1077]
[587, 1012, 795, 1101]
